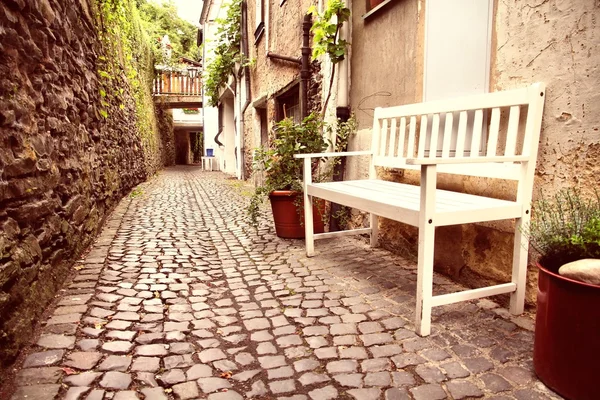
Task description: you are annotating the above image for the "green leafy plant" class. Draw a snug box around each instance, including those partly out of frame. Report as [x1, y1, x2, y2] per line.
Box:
[247, 113, 330, 226]
[525, 188, 600, 272]
[204, 0, 246, 107]
[308, 0, 351, 116]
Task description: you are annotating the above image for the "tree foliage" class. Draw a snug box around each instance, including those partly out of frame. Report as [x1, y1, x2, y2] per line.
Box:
[136, 0, 200, 63]
[203, 0, 243, 107]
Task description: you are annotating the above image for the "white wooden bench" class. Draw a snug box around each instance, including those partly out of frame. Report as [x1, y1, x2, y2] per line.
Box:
[295, 83, 546, 336]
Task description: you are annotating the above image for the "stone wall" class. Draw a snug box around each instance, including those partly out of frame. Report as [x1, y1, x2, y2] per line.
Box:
[0, 0, 167, 367]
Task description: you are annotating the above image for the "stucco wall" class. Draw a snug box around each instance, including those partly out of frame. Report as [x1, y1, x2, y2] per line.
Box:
[346, 0, 600, 305]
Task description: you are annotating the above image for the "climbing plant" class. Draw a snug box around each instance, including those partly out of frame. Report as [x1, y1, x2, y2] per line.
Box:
[137, 0, 201, 64]
[95, 0, 160, 162]
[204, 0, 243, 107]
[307, 0, 351, 116]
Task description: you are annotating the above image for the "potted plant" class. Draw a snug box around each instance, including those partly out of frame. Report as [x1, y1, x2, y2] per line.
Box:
[248, 113, 330, 238]
[524, 188, 600, 400]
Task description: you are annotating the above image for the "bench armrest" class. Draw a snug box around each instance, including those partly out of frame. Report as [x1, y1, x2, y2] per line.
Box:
[406, 155, 530, 166]
[294, 150, 373, 159]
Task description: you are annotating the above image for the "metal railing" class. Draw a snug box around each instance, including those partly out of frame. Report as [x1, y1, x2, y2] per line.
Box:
[153, 70, 202, 96]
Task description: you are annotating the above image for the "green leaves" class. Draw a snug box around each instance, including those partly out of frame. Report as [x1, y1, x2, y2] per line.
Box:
[525, 188, 600, 271]
[309, 0, 351, 64]
[204, 0, 243, 107]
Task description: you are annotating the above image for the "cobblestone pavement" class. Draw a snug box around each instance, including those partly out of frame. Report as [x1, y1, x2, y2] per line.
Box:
[7, 167, 562, 400]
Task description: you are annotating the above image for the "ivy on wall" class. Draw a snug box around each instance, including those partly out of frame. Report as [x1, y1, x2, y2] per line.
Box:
[95, 0, 161, 167]
[203, 0, 243, 107]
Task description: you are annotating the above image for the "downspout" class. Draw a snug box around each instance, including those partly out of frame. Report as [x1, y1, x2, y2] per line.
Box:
[300, 14, 312, 119]
[329, 0, 351, 232]
[239, 0, 252, 179]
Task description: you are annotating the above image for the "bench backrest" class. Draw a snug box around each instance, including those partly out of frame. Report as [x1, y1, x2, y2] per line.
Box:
[370, 83, 546, 183]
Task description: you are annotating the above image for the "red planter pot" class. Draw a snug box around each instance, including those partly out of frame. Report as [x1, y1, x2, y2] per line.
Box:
[534, 262, 600, 400]
[269, 190, 325, 239]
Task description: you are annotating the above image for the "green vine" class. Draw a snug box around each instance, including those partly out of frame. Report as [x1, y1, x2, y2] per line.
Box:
[95, 0, 161, 168]
[204, 0, 243, 107]
[308, 0, 351, 116]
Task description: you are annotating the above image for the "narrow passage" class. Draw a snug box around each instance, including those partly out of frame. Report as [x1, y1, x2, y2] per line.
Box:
[8, 167, 559, 400]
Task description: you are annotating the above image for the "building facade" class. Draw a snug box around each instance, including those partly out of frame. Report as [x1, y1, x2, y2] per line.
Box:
[202, 0, 600, 303]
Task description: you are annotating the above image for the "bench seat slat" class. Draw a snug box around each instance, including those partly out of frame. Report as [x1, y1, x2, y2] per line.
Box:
[308, 180, 521, 227]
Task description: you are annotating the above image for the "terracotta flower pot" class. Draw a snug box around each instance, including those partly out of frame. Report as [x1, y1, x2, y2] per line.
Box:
[533, 262, 600, 400]
[269, 190, 325, 239]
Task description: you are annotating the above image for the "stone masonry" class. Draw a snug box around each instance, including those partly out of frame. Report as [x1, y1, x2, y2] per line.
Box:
[5, 167, 563, 399]
[0, 0, 171, 366]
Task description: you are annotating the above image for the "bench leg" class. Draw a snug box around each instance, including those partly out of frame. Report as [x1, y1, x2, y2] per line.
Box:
[510, 217, 528, 314]
[370, 214, 379, 247]
[415, 220, 435, 336]
[304, 193, 315, 257]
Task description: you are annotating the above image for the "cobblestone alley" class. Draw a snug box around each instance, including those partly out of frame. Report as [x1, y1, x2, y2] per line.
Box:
[5, 167, 561, 400]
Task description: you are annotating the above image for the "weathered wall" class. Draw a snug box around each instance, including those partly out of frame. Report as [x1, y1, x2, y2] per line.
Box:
[243, 0, 318, 176]
[156, 107, 176, 166]
[347, 0, 600, 305]
[0, 0, 167, 366]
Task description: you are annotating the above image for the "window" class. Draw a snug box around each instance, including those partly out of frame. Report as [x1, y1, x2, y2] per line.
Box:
[423, 0, 493, 154]
[276, 85, 301, 123]
[257, 107, 269, 146]
[255, 0, 265, 42]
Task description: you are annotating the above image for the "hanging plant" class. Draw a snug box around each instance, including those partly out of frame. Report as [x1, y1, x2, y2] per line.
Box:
[307, 0, 351, 116]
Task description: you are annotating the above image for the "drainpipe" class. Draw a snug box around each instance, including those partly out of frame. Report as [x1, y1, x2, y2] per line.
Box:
[238, 0, 252, 179]
[329, 1, 351, 232]
[300, 14, 312, 119]
[335, 15, 350, 121]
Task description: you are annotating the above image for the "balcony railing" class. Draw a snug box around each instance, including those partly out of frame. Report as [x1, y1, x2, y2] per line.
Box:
[153, 70, 202, 96]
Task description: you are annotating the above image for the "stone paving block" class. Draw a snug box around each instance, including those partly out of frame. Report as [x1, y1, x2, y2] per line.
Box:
[333, 373, 363, 388]
[364, 371, 392, 386]
[480, 373, 513, 393]
[346, 388, 381, 400]
[36, 334, 76, 349]
[22, 350, 64, 368]
[326, 359, 358, 374]
[172, 381, 199, 399]
[97, 355, 132, 371]
[64, 352, 102, 370]
[99, 371, 132, 389]
[131, 356, 160, 372]
[207, 391, 243, 400]
[361, 332, 393, 346]
[136, 344, 168, 356]
[197, 377, 231, 393]
[384, 387, 411, 400]
[16, 367, 64, 386]
[269, 379, 296, 394]
[409, 384, 447, 400]
[308, 385, 338, 400]
[141, 388, 168, 400]
[369, 344, 403, 358]
[63, 371, 103, 387]
[64, 386, 91, 400]
[446, 379, 485, 399]
[10, 384, 61, 400]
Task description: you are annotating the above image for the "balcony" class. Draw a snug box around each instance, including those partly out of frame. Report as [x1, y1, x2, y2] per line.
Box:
[153, 69, 202, 108]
